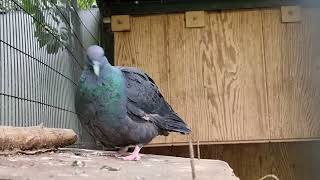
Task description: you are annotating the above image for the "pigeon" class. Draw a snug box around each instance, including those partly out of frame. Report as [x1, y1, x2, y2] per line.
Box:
[75, 45, 191, 160]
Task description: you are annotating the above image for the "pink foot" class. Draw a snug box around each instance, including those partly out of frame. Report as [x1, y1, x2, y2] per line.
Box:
[120, 145, 142, 161]
[121, 153, 141, 161]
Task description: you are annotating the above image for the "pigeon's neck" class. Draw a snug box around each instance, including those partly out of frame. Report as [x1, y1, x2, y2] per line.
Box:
[101, 61, 112, 71]
[99, 62, 118, 79]
[93, 62, 126, 117]
[79, 62, 126, 119]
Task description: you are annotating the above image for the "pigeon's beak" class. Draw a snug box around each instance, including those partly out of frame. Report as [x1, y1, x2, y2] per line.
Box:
[93, 62, 100, 77]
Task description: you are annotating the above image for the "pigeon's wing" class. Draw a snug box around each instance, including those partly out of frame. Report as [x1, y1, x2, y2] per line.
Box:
[117, 66, 191, 134]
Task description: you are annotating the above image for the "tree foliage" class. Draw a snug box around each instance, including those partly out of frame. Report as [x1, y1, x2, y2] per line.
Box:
[0, 0, 96, 54]
[23, 0, 72, 54]
[77, 0, 96, 9]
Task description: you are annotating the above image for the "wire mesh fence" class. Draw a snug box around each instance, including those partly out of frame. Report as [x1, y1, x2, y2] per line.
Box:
[0, 0, 100, 147]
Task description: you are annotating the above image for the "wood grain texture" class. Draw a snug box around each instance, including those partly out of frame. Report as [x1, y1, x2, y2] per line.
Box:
[166, 14, 189, 143]
[185, 11, 206, 28]
[115, 11, 268, 145]
[142, 142, 320, 180]
[203, 10, 268, 141]
[281, 6, 302, 23]
[111, 15, 131, 32]
[114, 8, 320, 145]
[262, 9, 320, 139]
[0, 126, 77, 151]
[115, 15, 170, 144]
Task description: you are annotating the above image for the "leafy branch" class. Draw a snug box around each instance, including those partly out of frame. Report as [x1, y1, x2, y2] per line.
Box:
[22, 0, 73, 54]
[77, 0, 96, 9]
[1, 0, 96, 54]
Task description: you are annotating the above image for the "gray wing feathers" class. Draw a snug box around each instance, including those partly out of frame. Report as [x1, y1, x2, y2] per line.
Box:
[118, 66, 191, 134]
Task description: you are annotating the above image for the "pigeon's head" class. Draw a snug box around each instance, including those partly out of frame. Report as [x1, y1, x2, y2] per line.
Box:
[86, 45, 109, 76]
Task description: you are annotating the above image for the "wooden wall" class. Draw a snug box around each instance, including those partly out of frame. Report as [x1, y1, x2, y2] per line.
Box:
[114, 8, 320, 145]
[113, 8, 320, 180]
[141, 141, 320, 180]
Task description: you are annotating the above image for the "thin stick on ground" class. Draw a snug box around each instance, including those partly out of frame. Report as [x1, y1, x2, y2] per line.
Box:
[197, 138, 200, 160]
[188, 135, 196, 180]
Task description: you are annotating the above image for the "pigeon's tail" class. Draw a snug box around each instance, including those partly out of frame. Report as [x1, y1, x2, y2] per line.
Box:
[151, 113, 191, 134]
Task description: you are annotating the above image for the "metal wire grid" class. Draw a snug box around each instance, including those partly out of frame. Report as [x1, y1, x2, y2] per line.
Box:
[0, 0, 100, 146]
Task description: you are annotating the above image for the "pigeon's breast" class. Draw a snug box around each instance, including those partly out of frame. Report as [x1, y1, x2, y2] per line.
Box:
[78, 69, 127, 118]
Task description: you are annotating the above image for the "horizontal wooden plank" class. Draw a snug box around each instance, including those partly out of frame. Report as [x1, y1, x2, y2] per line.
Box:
[111, 15, 131, 31]
[145, 138, 320, 147]
[105, 0, 301, 15]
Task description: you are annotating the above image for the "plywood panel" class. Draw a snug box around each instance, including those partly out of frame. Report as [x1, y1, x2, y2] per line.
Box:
[148, 15, 171, 144]
[114, 8, 320, 145]
[184, 19, 206, 143]
[114, 32, 134, 67]
[166, 14, 205, 143]
[114, 10, 269, 145]
[263, 9, 320, 139]
[166, 14, 189, 143]
[202, 10, 268, 141]
[115, 15, 170, 144]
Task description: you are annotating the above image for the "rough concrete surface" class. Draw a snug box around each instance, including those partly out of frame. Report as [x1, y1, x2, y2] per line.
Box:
[0, 148, 239, 180]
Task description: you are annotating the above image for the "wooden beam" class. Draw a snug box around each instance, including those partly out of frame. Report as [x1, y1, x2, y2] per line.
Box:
[185, 11, 206, 28]
[281, 5, 302, 22]
[106, 0, 302, 15]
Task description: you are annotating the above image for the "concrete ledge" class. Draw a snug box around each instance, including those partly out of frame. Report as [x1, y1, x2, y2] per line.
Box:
[0, 148, 239, 180]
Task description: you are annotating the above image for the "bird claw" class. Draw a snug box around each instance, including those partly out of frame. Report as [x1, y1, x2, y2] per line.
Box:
[120, 154, 141, 161]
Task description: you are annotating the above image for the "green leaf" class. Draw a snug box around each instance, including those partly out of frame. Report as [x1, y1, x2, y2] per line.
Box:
[46, 38, 60, 54]
[77, 0, 96, 9]
[22, 0, 31, 13]
[23, 0, 96, 54]
[33, 27, 41, 38]
[52, 15, 60, 24]
[34, 8, 45, 23]
[60, 31, 68, 42]
[38, 32, 50, 48]
[23, 0, 37, 14]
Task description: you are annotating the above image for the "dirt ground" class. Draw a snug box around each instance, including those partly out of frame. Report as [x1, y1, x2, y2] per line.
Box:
[0, 148, 239, 180]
